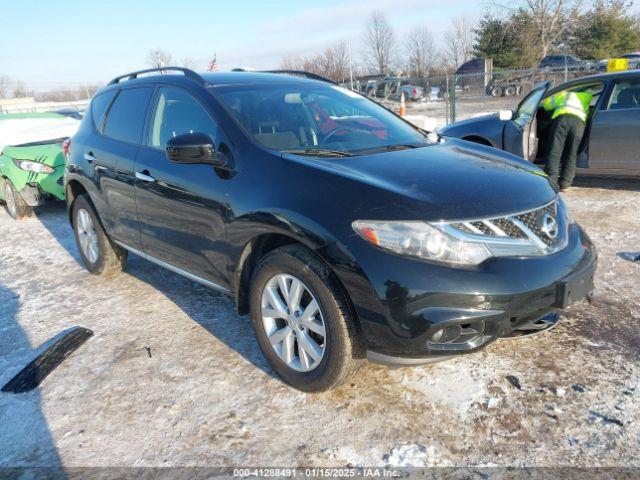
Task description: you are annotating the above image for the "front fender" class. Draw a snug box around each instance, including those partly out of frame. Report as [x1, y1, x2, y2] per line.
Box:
[439, 114, 506, 148]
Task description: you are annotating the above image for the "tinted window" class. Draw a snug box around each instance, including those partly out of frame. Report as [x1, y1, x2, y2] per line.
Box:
[103, 87, 153, 143]
[148, 87, 217, 148]
[91, 90, 116, 129]
[608, 78, 640, 110]
[214, 84, 431, 153]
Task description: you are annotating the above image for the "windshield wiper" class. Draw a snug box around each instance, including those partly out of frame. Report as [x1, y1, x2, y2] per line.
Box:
[282, 148, 354, 157]
[354, 143, 428, 154]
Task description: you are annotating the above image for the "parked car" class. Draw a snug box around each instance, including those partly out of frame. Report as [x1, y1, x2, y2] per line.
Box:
[597, 54, 640, 72]
[0, 112, 78, 219]
[440, 70, 640, 177]
[538, 55, 589, 71]
[366, 77, 424, 101]
[66, 67, 596, 391]
[614, 52, 640, 70]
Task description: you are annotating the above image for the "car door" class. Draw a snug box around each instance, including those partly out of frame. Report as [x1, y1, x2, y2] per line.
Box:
[134, 85, 229, 285]
[588, 77, 640, 172]
[502, 81, 551, 161]
[88, 86, 154, 249]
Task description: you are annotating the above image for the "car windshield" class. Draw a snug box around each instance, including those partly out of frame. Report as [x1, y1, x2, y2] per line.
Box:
[212, 83, 432, 155]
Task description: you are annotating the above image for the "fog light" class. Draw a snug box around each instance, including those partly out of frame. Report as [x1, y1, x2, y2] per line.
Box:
[430, 325, 461, 344]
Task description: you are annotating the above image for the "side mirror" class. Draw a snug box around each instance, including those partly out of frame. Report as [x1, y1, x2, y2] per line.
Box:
[499, 110, 514, 121]
[165, 132, 223, 166]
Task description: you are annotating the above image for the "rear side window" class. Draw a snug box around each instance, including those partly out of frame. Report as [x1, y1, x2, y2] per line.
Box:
[103, 87, 153, 143]
[91, 90, 116, 129]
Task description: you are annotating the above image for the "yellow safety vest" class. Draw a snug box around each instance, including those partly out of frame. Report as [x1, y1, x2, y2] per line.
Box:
[541, 91, 592, 122]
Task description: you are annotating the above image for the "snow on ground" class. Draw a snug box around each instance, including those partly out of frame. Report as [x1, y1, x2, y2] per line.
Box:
[0, 176, 639, 468]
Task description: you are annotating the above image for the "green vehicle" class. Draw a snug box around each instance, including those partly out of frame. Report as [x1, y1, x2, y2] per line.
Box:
[0, 112, 79, 219]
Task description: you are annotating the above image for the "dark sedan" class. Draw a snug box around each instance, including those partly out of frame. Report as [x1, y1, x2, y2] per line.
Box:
[440, 70, 640, 176]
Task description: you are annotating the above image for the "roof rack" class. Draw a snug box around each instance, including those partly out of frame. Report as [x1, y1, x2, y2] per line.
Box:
[108, 67, 206, 85]
[262, 70, 337, 84]
[233, 68, 337, 85]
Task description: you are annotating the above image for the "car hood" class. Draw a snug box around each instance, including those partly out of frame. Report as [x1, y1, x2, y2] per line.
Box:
[439, 113, 505, 136]
[285, 139, 555, 220]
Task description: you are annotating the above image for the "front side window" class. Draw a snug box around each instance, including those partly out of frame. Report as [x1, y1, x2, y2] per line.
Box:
[213, 83, 431, 154]
[514, 85, 549, 127]
[148, 87, 218, 149]
[103, 87, 153, 143]
[607, 79, 640, 110]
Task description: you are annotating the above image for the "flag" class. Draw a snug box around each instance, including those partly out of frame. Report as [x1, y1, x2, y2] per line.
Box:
[207, 54, 219, 72]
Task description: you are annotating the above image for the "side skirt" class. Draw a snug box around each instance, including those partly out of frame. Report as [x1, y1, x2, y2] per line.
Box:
[114, 241, 231, 295]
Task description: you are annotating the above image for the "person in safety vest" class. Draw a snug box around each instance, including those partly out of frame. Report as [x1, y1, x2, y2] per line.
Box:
[541, 90, 592, 191]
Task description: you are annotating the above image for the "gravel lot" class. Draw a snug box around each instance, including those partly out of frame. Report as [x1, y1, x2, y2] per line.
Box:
[0, 176, 638, 468]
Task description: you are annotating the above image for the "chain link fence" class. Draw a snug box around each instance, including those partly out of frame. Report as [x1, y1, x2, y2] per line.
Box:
[351, 67, 602, 130]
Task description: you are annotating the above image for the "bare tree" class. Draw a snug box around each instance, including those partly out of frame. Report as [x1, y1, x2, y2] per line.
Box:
[362, 11, 396, 75]
[442, 16, 476, 68]
[318, 42, 350, 81]
[492, 0, 584, 58]
[37, 84, 101, 102]
[0, 75, 10, 98]
[13, 81, 33, 98]
[280, 42, 352, 82]
[405, 27, 436, 77]
[147, 48, 173, 69]
[180, 57, 198, 70]
[280, 54, 307, 71]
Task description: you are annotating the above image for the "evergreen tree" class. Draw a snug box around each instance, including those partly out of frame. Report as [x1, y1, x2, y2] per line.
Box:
[571, 0, 640, 60]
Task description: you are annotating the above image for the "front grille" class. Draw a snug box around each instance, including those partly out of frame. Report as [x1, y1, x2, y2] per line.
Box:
[448, 199, 566, 255]
[56, 177, 64, 186]
[514, 202, 557, 246]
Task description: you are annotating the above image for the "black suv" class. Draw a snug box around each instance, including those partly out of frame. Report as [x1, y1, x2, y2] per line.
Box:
[65, 67, 596, 391]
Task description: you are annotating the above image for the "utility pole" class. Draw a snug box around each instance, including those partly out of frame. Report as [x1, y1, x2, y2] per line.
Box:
[348, 42, 354, 90]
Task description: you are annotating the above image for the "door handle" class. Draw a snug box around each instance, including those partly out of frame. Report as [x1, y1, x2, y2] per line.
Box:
[135, 171, 156, 183]
[84, 153, 96, 162]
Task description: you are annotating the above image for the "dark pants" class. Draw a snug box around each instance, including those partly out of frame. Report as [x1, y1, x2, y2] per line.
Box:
[544, 114, 585, 189]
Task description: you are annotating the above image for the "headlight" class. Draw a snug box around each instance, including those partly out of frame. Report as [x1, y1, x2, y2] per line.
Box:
[352, 220, 492, 266]
[13, 159, 55, 174]
[558, 195, 574, 224]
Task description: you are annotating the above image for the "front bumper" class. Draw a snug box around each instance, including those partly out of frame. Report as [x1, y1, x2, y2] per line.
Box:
[342, 223, 596, 364]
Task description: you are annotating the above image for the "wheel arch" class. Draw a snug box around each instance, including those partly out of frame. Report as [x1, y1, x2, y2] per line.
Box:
[462, 135, 494, 147]
[233, 231, 361, 341]
[65, 179, 89, 223]
[234, 232, 315, 315]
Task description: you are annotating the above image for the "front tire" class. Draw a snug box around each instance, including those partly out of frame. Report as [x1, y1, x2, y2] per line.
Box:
[71, 194, 127, 275]
[2, 179, 33, 220]
[249, 245, 364, 392]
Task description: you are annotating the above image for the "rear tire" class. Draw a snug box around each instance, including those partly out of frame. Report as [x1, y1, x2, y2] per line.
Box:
[2, 179, 33, 220]
[71, 194, 127, 275]
[249, 244, 364, 392]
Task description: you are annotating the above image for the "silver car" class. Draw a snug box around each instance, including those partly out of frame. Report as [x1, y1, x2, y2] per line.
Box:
[440, 70, 640, 177]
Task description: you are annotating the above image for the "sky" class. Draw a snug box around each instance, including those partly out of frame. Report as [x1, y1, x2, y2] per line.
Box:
[0, 0, 481, 89]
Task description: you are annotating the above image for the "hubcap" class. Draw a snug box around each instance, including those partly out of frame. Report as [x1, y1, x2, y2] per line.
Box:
[261, 274, 326, 372]
[76, 208, 99, 264]
[4, 183, 16, 218]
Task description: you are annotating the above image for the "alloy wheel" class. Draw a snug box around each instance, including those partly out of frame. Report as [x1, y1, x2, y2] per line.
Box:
[260, 273, 326, 372]
[76, 208, 99, 264]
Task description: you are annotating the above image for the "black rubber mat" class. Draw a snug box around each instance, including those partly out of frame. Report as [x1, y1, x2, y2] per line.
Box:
[2, 326, 93, 393]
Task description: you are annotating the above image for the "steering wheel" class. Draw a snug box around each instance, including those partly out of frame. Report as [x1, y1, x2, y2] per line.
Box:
[321, 127, 376, 146]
